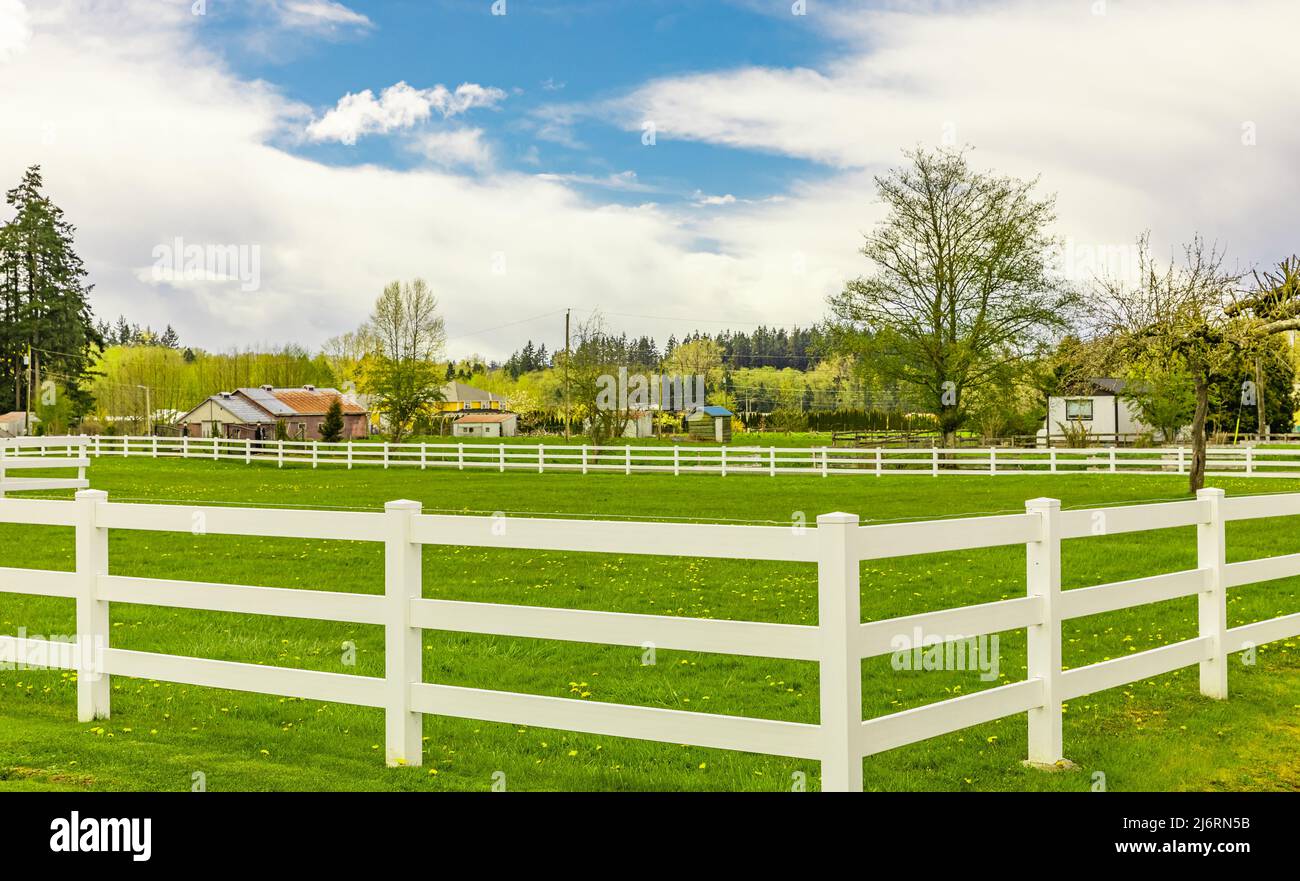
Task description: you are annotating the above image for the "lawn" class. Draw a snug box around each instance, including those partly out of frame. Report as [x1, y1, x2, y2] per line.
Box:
[1, 459, 1299, 791]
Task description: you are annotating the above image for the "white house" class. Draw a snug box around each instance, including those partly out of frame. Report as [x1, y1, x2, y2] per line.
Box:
[452, 411, 518, 438]
[1039, 378, 1179, 445]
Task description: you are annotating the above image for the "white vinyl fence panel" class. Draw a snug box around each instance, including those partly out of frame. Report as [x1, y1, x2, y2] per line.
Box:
[3, 485, 1300, 789]
[14, 435, 1300, 479]
[0, 436, 89, 496]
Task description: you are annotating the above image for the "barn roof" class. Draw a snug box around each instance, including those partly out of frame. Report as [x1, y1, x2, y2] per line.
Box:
[236, 387, 367, 416]
[212, 394, 275, 423]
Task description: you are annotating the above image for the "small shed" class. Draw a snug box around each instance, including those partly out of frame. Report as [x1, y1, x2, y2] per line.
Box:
[452, 411, 519, 438]
[686, 406, 733, 443]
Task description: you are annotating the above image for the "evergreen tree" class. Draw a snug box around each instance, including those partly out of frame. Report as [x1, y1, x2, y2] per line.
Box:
[0, 166, 101, 418]
[319, 397, 345, 442]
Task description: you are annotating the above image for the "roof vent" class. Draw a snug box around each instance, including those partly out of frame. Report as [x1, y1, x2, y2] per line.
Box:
[303, 384, 316, 392]
[261, 384, 273, 392]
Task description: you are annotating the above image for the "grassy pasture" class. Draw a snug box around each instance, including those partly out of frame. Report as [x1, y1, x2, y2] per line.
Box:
[1, 459, 1298, 791]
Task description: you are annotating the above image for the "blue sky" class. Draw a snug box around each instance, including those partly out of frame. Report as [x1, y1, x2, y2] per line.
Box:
[228, 0, 838, 205]
[2, 0, 1296, 359]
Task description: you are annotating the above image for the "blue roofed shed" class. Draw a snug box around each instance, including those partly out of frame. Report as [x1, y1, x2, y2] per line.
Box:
[686, 405, 733, 443]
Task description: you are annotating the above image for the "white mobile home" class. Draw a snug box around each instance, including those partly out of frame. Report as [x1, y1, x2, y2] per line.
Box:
[1039, 378, 1177, 445]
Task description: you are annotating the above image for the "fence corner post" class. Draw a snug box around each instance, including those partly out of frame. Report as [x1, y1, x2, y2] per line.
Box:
[1196, 487, 1229, 699]
[816, 511, 862, 792]
[75, 488, 110, 722]
[1025, 497, 1064, 766]
[384, 499, 423, 767]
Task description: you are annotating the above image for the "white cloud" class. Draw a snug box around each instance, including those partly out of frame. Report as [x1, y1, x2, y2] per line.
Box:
[0, 2, 759, 360]
[273, 0, 372, 32]
[306, 81, 506, 145]
[0, 0, 31, 61]
[412, 128, 493, 170]
[5, 0, 1298, 367]
[534, 170, 656, 193]
[608, 0, 1300, 274]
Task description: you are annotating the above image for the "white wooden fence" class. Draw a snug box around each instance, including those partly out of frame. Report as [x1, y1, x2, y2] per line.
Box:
[16, 435, 1300, 479]
[2, 487, 1300, 789]
[0, 436, 89, 497]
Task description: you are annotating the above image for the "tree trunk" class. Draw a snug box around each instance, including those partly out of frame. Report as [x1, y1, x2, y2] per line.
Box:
[1189, 375, 1210, 493]
[1255, 357, 1267, 439]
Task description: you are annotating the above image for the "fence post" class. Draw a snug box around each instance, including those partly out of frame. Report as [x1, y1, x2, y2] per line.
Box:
[769, 447, 776, 477]
[990, 447, 996, 476]
[721, 447, 727, 478]
[1245, 446, 1254, 476]
[625, 445, 631, 476]
[312, 440, 319, 469]
[1108, 446, 1116, 473]
[1178, 446, 1185, 475]
[346, 442, 353, 470]
[245, 439, 252, 465]
[584, 445, 590, 475]
[1049, 448, 1057, 474]
[75, 489, 110, 722]
[931, 447, 938, 477]
[458, 443, 464, 471]
[671, 446, 677, 477]
[212, 437, 219, 461]
[499, 443, 505, 473]
[151, 436, 158, 458]
[420, 443, 427, 471]
[1025, 497, 1064, 765]
[278, 440, 284, 468]
[817, 512, 862, 792]
[538, 443, 545, 474]
[876, 447, 882, 477]
[182, 436, 188, 459]
[384, 499, 423, 767]
[1196, 488, 1228, 699]
[820, 447, 828, 478]
[383, 442, 389, 470]
[94, 436, 100, 457]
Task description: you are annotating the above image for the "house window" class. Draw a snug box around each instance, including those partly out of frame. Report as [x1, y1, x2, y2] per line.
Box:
[1065, 399, 1093, 421]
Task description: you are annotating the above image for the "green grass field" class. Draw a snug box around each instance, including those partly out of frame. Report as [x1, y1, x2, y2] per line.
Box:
[2, 459, 1299, 791]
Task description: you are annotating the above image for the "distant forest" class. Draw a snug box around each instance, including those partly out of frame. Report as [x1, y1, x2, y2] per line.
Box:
[503, 326, 825, 378]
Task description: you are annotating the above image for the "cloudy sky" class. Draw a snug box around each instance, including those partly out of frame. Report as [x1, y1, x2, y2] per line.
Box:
[0, 0, 1295, 360]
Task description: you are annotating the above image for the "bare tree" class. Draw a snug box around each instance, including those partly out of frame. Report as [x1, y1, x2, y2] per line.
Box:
[1091, 235, 1246, 492]
[829, 147, 1078, 446]
[368, 278, 446, 363]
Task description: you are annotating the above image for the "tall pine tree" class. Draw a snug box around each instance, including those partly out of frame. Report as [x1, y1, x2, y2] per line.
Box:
[0, 165, 100, 419]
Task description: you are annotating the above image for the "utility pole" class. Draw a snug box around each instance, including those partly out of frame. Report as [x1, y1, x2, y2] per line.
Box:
[564, 308, 571, 444]
[23, 344, 32, 436]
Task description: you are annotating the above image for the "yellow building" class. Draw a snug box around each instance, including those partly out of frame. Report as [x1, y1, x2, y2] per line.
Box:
[434, 381, 507, 413]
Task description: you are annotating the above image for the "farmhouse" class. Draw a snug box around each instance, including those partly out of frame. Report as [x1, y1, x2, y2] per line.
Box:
[177, 385, 369, 440]
[686, 405, 734, 443]
[437, 381, 507, 413]
[1038, 377, 1176, 445]
[452, 411, 518, 437]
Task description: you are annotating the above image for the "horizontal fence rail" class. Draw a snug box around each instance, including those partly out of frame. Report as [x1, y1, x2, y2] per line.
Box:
[13, 435, 1300, 480]
[2, 486, 1300, 790]
[0, 436, 89, 496]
